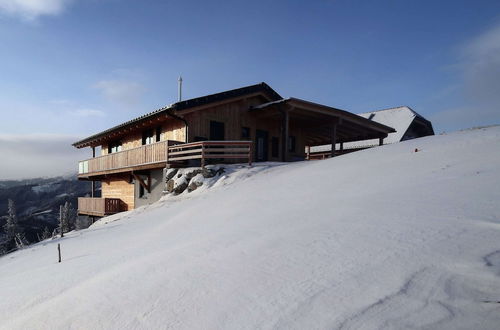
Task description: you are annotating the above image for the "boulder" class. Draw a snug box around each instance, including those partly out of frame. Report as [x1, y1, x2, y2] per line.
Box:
[188, 174, 205, 192]
[165, 179, 175, 193]
[184, 169, 202, 180]
[165, 168, 178, 182]
[173, 176, 188, 195]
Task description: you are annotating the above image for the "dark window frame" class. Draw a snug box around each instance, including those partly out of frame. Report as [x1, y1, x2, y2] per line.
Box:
[288, 136, 296, 153]
[108, 141, 123, 154]
[271, 137, 279, 158]
[241, 126, 251, 140]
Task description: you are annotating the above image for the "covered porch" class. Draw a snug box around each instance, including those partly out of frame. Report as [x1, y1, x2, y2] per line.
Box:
[249, 98, 396, 161]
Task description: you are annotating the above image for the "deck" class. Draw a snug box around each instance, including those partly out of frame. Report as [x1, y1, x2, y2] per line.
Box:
[78, 140, 252, 178]
[78, 197, 122, 217]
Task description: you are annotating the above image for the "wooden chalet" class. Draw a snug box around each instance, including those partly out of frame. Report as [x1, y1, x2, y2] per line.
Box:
[73, 82, 395, 217]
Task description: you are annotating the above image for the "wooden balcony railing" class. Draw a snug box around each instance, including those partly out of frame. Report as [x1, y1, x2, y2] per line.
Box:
[78, 140, 252, 176]
[78, 140, 183, 176]
[78, 197, 122, 216]
[167, 141, 252, 167]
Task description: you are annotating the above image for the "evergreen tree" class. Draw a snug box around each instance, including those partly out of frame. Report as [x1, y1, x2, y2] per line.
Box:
[59, 201, 75, 237]
[41, 226, 51, 240]
[2, 199, 23, 250]
[14, 233, 28, 249]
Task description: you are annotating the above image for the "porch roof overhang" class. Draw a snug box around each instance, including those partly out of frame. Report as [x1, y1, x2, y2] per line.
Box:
[249, 98, 396, 146]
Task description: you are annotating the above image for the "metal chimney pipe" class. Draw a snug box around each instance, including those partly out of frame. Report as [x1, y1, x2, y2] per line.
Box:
[178, 76, 183, 102]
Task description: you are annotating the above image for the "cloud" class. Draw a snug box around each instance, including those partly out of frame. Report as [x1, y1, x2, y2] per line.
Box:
[0, 0, 74, 20]
[71, 108, 106, 117]
[0, 134, 87, 180]
[93, 79, 145, 105]
[460, 23, 500, 105]
[431, 22, 500, 132]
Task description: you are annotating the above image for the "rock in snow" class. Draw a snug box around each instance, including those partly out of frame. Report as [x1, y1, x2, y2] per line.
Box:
[0, 126, 500, 329]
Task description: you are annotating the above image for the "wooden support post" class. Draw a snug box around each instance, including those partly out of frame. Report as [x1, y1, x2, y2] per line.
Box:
[58, 243, 61, 263]
[165, 139, 169, 164]
[340, 142, 344, 152]
[133, 173, 150, 193]
[331, 120, 337, 158]
[91, 146, 96, 198]
[379, 137, 384, 146]
[201, 143, 205, 168]
[248, 142, 252, 166]
[281, 108, 289, 162]
[147, 172, 151, 192]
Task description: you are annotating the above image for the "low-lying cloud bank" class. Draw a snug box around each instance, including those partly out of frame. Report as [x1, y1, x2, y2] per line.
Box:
[0, 134, 88, 180]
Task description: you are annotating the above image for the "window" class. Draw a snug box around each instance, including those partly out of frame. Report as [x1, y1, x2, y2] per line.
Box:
[156, 126, 162, 142]
[142, 129, 154, 145]
[108, 141, 122, 154]
[271, 137, 279, 158]
[210, 121, 225, 140]
[241, 127, 250, 139]
[288, 136, 296, 153]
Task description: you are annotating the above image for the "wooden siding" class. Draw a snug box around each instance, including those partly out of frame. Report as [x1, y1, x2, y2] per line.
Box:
[101, 119, 185, 156]
[183, 95, 307, 161]
[78, 197, 121, 216]
[101, 176, 135, 210]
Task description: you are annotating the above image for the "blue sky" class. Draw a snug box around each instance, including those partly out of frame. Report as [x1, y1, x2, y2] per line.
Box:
[0, 0, 499, 178]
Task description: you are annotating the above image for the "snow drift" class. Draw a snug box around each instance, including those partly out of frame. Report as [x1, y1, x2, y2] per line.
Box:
[1, 126, 500, 329]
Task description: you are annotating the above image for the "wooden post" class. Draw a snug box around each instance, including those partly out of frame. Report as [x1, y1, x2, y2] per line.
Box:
[248, 142, 252, 166]
[165, 139, 169, 164]
[331, 120, 337, 158]
[379, 137, 384, 146]
[281, 108, 289, 162]
[306, 146, 310, 160]
[91, 146, 96, 198]
[340, 142, 344, 152]
[58, 243, 61, 263]
[201, 143, 205, 168]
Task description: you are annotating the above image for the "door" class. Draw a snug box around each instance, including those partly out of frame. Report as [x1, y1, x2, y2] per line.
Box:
[210, 121, 225, 140]
[255, 130, 269, 162]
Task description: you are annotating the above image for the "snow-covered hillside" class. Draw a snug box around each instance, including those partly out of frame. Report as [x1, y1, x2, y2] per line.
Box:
[1, 126, 500, 329]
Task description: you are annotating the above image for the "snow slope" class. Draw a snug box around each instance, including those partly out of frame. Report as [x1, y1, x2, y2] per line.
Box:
[1, 126, 500, 329]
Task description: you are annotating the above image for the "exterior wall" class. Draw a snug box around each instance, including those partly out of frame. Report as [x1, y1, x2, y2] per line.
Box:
[161, 120, 186, 143]
[101, 176, 134, 210]
[100, 119, 186, 156]
[97, 95, 307, 162]
[183, 95, 307, 161]
[134, 169, 165, 208]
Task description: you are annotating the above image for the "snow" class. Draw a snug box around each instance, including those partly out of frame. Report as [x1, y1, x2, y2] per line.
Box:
[1, 126, 500, 329]
[31, 183, 61, 194]
[311, 106, 421, 152]
[356, 106, 420, 144]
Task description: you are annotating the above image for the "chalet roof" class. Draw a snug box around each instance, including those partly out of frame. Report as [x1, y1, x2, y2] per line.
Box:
[357, 106, 432, 144]
[251, 98, 396, 135]
[311, 106, 433, 152]
[72, 82, 282, 148]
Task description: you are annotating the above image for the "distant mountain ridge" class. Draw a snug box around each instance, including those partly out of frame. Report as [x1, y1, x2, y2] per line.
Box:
[0, 175, 93, 245]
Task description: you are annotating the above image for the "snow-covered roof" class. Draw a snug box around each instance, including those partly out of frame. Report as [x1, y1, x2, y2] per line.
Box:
[311, 106, 426, 152]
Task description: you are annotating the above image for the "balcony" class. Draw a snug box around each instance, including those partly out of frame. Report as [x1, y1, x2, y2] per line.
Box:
[78, 140, 252, 178]
[78, 197, 122, 217]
